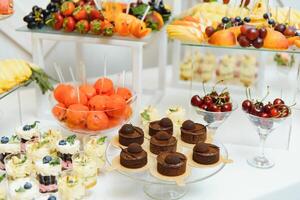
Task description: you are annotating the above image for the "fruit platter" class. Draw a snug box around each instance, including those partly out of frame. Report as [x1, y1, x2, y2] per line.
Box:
[22, 0, 171, 39]
[167, 0, 300, 51]
[50, 76, 136, 134]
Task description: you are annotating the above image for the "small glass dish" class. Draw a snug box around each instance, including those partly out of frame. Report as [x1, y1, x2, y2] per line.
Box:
[4, 153, 32, 180]
[8, 177, 40, 200]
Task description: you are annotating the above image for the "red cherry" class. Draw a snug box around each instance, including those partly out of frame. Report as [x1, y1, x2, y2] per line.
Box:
[246, 28, 259, 41]
[240, 24, 253, 35]
[205, 26, 215, 37]
[200, 104, 209, 111]
[203, 95, 213, 106]
[270, 108, 279, 117]
[242, 100, 252, 112]
[208, 104, 218, 112]
[259, 28, 267, 39]
[250, 102, 264, 116]
[273, 98, 285, 105]
[252, 37, 264, 48]
[221, 103, 232, 112]
[238, 35, 251, 47]
[259, 112, 270, 118]
[263, 103, 272, 114]
[191, 95, 203, 107]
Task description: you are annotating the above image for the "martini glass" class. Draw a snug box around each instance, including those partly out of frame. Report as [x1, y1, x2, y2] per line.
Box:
[195, 101, 238, 138]
[244, 111, 291, 169]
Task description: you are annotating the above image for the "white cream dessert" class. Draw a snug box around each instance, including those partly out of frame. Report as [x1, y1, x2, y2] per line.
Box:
[166, 106, 186, 136]
[140, 105, 160, 131]
[5, 153, 32, 180]
[0, 135, 20, 170]
[16, 121, 40, 152]
[42, 129, 63, 151]
[216, 55, 235, 82]
[56, 135, 80, 170]
[9, 178, 39, 200]
[180, 51, 193, 80]
[27, 140, 51, 162]
[72, 152, 98, 189]
[194, 52, 216, 82]
[84, 136, 107, 170]
[0, 173, 7, 200]
[35, 155, 62, 193]
[58, 172, 85, 200]
[240, 55, 257, 86]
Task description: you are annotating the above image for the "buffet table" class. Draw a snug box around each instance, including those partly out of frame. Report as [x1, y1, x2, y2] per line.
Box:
[1, 66, 300, 200]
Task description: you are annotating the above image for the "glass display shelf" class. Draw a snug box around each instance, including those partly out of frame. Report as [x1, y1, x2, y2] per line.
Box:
[16, 26, 155, 44]
[182, 42, 300, 54]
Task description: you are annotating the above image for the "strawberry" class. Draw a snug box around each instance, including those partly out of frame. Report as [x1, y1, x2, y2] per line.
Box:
[102, 20, 114, 36]
[84, 5, 104, 21]
[90, 20, 102, 35]
[76, 20, 90, 34]
[73, 6, 88, 21]
[46, 12, 64, 30]
[63, 16, 76, 32]
[61, 1, 75, 17]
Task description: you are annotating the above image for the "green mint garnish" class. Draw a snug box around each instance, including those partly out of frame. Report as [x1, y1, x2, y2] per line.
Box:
[169, 108, 178, 112]
[66, 135, 76, 145]
[141, 111, 150, 121]
[15, 186, 26, 193]
[49, 157, 60, 166]
[97, 136, 107, 145]
[20, 155, 27, 164]
[0, 173, 5, 183]
[37, 140, 49, 148]
[31, 121, 40, 129]
[10, 135, 20, 143]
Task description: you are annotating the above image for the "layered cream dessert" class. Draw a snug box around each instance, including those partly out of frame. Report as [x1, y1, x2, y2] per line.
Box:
[84, 136, 107, 170]
[41, 129, 63, 151]
[56, 135, 80, 170]
[58, 171, 86, 200]
[140, 105, 160, 131]
[72, 152, 98, 189]
[26, 140, 51, 162]
[35, 155, 62, 193]
[240, 55, 257, 87]
[216, 55, 236, 82]
[0, 172, 7, 200]
[8, 177, 39, 200]
[0, 135, 20, 170]
[194, 52, 216, 83]
[16, 121, 40, 152]
[5, 153, 32, 180]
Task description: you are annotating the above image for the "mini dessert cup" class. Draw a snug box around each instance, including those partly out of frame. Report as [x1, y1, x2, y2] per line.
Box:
[56, 135, 80, 170]
[16, 121, 40, 152]
[4, 153, 32, 180]
[8, 177, 40, 200]
[35, 155, 62, 193]
[0, 172, 7, 200]
[84, 136, 107, 170]
[72, 152, 98, 189]
[58, 170, 86, 200]
[0, 135, 20, 170]
[41, 129, 63, 151]
[26, 140, 51, 162]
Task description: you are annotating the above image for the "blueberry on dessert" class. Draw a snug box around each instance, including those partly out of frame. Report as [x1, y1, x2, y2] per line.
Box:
[149, 117, 173, 136]
[119, 124, 144, 146]
[0, 135, 20, 170]
[56, 135, 80, 170]
[192, 142, 220, 165]
[16, 121, 40, 152]
[150, 131, 177, 155]
[120, 143, 147, 169]
[157, 152, 187, 176]
[180, 120, 207, 144]
[9, 178, 39, 200]
[35, 155, 61, 193]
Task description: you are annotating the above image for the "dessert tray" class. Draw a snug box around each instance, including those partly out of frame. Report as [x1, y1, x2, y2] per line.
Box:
[106, 140, 230, 200]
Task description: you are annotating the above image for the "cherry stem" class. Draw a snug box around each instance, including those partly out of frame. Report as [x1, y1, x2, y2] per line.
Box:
[212, 80, 224, 92]
[260, 86, 270, 102]
[202, 82, 207, 95]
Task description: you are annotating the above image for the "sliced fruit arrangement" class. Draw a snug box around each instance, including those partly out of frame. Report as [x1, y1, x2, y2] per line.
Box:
[0, 59, 54, 95]
[191, 84, 233, 112]
[167, 1, 300, 50]
[242, 88, 291, 118]
[52, 77, 134, 132]
[23, 0, 171, 39]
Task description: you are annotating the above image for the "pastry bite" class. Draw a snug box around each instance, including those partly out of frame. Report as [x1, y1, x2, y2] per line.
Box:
[56, 135, 80, 170]
[84, 136, 107, 169]
[0, 172, 7, 200]
[140, 106, 160, 130]
[157, 152, 187, 177]
[120, 143, 147, 169]
[0, 135, 20, 170]
[119, 124, 144, 146]
[180, 120, 207, 144]
[41, 129, 63, 151]
[5, 153, 32, 180]
[72, 152, 98, 189]
[150, 131, 177, 155]
[149, 117, 173, 136]
[58, 170, 86, 200]
[16, 121, 40, 152]
[35, 155, 62, 193]
[8, 177, 39, 200]
[26, 139, 51, 162]
[192, 142, 220, 165]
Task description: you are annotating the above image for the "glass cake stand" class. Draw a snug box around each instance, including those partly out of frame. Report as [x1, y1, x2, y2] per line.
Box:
[106, 141, 228, 200]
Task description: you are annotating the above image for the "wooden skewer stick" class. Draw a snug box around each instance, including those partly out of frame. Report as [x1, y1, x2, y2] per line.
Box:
[126, 0, 131, 14]
[141, 5, 151, 22]
[93, 0, 101, 10]
[54, 63, 63, 83]
[69, 66, 80, 102]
